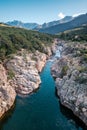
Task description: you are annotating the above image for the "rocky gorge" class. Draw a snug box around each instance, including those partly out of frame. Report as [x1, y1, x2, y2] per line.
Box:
[0, 40, 57, 119]
[51, 40, 87, 126]
[1, 35, 87, 128]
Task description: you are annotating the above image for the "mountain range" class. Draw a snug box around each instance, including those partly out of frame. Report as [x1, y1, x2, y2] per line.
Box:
[6, 16, 73, 30]
[34, 16, 73, 30]
[5, 13, 87, 34]
[6, 20, 39, 30]
[39, 13, 87, 34]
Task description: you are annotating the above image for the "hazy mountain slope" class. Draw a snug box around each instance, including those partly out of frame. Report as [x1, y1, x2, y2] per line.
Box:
[6, 20, 39, 29]
[39, 13, 87, 34]
[34, 16, 73, 30]
[6, 16, 73, 30]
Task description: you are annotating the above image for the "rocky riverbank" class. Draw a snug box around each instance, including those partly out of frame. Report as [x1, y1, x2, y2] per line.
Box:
[0, 64, 16, 118]
[0, 40, 57, 118]
[51, 40, 87, 126]
[0, 50, 47, 118]
[6, 50, 47, 95]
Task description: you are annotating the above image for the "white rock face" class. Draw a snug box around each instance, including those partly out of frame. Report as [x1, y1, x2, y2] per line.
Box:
[0, 64, 16, 118]
[6, 51, 47, 95]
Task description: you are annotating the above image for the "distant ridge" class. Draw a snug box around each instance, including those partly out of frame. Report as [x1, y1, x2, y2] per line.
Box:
[39, 13, 87, 34]
[5, 13, 87, 34]
[5, 16, 73, 30]
[6, 20, 39, 30]
[34, 16, 73, 30]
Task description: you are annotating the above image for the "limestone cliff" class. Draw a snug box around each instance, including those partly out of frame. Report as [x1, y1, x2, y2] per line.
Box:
[0, 64, 16, 118]
[6, 50, 47, 95]
[51, 41, 87, 126]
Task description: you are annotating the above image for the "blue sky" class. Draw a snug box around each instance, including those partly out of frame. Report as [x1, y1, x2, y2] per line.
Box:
[0, 0, 87, 24]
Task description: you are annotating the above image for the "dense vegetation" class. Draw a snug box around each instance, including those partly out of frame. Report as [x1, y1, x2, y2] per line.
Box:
[0, 24, 54, 60]
[57, 24, 87, 41]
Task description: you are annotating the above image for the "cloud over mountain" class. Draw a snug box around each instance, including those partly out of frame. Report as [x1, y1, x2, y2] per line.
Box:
[58, 12, 65, 19]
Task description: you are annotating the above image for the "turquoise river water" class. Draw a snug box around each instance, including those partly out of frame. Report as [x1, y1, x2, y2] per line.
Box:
[0, 59, 86, 130]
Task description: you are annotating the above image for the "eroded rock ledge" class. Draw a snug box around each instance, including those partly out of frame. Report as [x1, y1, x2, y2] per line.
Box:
[51, 41, 87, 126]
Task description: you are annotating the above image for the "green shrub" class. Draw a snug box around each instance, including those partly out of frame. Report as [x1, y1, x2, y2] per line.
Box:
[79, 66, 87, 73]
[82, 54, 87, 63]
[61, 65, 69, 78]
[7, 69, 15, 79]
[75, 76, 87, 84]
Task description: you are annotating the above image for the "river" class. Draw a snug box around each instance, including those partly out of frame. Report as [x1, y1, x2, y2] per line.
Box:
[0, 51, 86, 130]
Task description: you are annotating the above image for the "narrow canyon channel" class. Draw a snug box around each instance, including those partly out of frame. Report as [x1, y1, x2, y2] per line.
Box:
[0, 50, 86, 130]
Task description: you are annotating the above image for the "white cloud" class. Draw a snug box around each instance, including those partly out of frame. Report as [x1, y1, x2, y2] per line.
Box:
[58, 12, 65, 19]
[73, 13, 84, 17]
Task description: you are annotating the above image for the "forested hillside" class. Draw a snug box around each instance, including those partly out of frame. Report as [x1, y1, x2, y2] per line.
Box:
[0, 24, 53, 60]
[58, 24, 87, 41]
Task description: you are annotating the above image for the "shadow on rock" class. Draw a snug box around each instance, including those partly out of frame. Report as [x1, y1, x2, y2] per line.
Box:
[54, 88, 87, 130]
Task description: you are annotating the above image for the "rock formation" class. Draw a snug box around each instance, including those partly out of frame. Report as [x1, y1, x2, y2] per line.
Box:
[6, 50, 47, 95]
[0, 40, 57, 118]
[0, 64, 16, 118]
[0, 49, 47, 118]
[51, 41, 87, 126]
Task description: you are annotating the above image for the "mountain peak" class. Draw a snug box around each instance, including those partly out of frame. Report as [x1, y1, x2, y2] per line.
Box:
[39, 13, 87, 34]
[6, 20, 39, 29]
